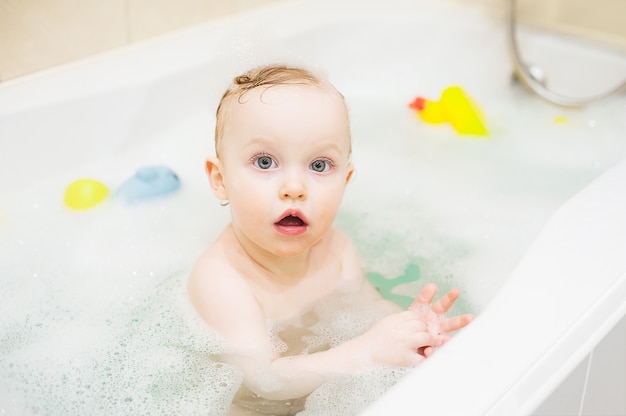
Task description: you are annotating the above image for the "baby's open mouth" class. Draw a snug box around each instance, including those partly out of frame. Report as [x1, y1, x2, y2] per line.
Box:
[276, 214, 306, 227]
[274, 210, 309, 236]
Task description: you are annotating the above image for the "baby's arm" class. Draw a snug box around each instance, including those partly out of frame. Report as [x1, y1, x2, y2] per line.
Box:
[188, 252, 446, 401]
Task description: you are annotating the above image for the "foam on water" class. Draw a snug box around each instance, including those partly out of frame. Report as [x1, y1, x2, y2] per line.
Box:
[2, 76, 625, 415]
[0, 107, 450, 416]
[0, 110, 241, 414]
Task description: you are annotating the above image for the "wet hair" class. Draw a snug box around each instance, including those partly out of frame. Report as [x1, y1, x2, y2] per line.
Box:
[214, 64, 350, 157]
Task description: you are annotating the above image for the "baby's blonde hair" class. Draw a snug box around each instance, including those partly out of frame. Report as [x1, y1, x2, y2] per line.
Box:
[214, 65, 350, 157]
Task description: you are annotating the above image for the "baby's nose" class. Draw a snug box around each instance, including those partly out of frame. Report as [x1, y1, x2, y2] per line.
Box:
[279, 175, 306, 201]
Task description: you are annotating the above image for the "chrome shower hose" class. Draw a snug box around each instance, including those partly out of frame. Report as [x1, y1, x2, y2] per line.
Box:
[508, 0, 626, 107]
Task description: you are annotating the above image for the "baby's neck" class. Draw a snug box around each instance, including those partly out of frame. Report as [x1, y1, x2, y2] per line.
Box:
[230, 225, 318, 287]
[223, 224, 343, 321]
[258, 254, 311, 286]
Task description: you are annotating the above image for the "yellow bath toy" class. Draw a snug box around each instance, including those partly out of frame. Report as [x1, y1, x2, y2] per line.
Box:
[409, 86, 489, 136]
[64, 178, 109, 210]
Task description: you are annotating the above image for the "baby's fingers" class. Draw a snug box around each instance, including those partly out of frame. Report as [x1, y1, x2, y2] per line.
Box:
[418, 335, 451, 357]
[440, 314, 474, 333]
[409, 332, 449, 350]
[431, 287, 460, 314]
[409, 283, 438, 309]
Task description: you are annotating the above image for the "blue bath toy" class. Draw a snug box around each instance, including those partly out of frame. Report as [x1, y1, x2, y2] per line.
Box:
[116, 166, 180, 203]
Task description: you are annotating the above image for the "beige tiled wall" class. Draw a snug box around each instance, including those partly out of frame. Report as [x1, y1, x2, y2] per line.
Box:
[478, 0, 626, 50]
[127, 0, 230, 42]
[1, 0, 625, 82]
[0, 0, 128, 81]
[0, 0, 281, 82]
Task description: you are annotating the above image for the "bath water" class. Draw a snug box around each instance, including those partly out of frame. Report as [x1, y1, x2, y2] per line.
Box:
[2, 86, 625, 414]
[0, 107, 453, 416]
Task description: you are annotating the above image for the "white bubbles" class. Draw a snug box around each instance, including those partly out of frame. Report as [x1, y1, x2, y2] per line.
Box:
[3, 38, 625, 414]
[0, 101, 471, 416]
[301, 367, 412, 416]
[1, 268, 239, 415]
[0, 123, 239, 414]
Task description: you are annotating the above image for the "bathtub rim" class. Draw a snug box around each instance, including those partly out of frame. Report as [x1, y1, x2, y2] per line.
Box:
[1, 0, 625, 414]
[361, 156, 626, 416]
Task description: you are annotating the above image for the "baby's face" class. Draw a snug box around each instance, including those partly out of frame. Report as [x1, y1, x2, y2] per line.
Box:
[218, 84, 353, 257]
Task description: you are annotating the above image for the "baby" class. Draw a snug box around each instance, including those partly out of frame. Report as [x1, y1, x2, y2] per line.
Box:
[188, 65, 473, 415]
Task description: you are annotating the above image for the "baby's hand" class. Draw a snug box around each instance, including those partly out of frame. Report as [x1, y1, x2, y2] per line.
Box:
[408, 283, 474, 357]
[353, 310, 449, 368]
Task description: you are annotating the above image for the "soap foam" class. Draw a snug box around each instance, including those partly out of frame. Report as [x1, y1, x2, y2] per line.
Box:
[0, 131, 245, 414]
[0, 142, 424, 416]
[0, 185, 434, 416]
[300, 367, 412, 416]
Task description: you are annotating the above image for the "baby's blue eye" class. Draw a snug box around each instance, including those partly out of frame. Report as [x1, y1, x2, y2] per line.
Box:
[310, 159, 331, 173]
[253, 155, 276, 170]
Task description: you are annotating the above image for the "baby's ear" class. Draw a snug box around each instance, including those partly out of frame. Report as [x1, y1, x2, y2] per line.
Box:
[205, 157, 228, 201]
[345, 162, 356, 184]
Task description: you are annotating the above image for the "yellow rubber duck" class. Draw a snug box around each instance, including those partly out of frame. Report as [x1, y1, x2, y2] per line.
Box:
[409, 86, 489, 136]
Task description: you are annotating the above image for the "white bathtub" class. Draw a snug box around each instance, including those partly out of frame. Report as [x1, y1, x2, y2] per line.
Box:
[1, 0, 625, 414]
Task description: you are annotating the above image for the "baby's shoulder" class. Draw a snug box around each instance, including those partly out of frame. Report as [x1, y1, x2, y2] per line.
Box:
[189, 243, 246, 294]
[187, 245, 268, 343]
[327, 228, 364, 284]
[187, 245, 259, 321]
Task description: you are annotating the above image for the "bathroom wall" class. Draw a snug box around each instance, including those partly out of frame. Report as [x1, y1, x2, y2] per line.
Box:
[1, 0, 625, 82]
[0, 0, 281, 82]
[1, 0, 626, 83]
[478, 0, 626, 51]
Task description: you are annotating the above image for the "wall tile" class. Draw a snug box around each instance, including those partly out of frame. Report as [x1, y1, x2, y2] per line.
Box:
[127, 0, 233, 42]
[557, 0, 626, 39]
[486, 0, 626, 48]
[0, 0, 126, 81]
[1, 0, 624, 82]
[516, 0, 560, 22]
[234, 0, 280, 11]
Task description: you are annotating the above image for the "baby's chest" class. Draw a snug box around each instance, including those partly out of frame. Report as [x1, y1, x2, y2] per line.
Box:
[258, 271, 343, 321]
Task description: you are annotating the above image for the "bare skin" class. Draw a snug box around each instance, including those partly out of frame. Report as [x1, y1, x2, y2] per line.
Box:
[188, 82, 473, 410]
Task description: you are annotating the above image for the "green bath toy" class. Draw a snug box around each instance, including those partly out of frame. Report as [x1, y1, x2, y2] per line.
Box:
[367, 263, 422, 309]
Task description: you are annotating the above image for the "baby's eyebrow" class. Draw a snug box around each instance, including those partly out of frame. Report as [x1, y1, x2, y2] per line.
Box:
[247, 136, 271, 144]
[314, 138, 347, 152]
[241, 137, 273, 149]
[315, 143, 352, 160]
